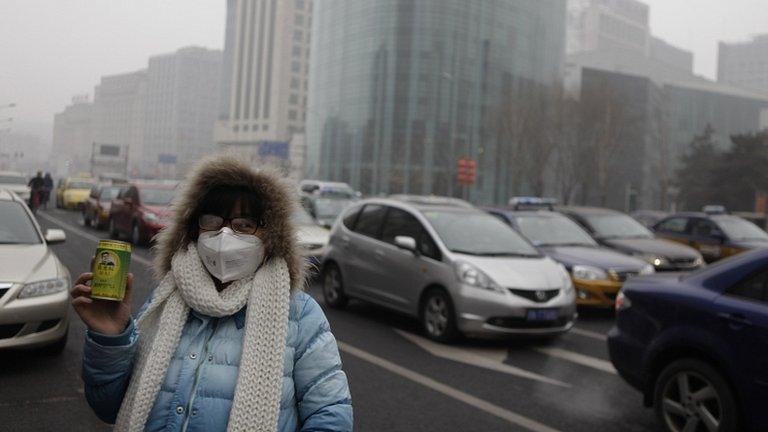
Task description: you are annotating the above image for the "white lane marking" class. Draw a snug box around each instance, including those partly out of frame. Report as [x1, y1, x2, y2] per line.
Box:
[396, 329, 570, 388]
[534, 347, 617, 375]
[570, 327, 608, 341]
[338, 341, 563, 432]
[37, 211, 153, 267]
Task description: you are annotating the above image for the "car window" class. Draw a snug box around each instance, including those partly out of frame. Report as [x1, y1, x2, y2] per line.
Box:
[0, 201, 41, 244]
[715, 216, 768, 241]
[582, 213, 654, 239]
[516, 214, 598, 247]
[727, 269, 768, 304]
[658, 217, 689, 234]
[690, 219, 718, 237]
[342, 205, 361, 230]
[99, 186, 122, 202]
[381, 207, 441, 260]
[353, 204, 386, 239]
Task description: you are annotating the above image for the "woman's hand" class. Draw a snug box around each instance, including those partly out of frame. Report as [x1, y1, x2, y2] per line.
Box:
[71, 272, 133, 336]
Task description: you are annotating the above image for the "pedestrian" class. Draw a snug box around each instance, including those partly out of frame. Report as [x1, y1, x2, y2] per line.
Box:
[42, 172, 53, 209]
[27, 171, 44, 211]
[71, 154, 353, 432]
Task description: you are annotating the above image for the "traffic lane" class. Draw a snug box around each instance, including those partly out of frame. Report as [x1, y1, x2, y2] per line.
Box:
[37, 209, 526, 432]
[311, 291, 657, 432]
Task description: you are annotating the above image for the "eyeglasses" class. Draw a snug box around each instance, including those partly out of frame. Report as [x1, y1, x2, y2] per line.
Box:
[198, 214, 264, 235]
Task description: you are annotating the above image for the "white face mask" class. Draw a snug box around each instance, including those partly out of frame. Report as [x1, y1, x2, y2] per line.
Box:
[196, 227, 265, 283]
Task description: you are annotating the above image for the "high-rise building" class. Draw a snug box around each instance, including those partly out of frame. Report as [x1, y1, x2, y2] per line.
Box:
[308, 0, 567, 203]
[567, 0, 692, 74]
[718, 34, 768, 95]
[93, 71, 147, 177]
[215, 0, 313, 172]
[143, 47, 222, 178]
[52, 95, 94, 175]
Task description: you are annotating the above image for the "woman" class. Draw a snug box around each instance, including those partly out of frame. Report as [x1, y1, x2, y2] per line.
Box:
[72, 155, 353, 432]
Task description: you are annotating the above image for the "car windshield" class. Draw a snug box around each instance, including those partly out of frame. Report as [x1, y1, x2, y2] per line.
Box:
[293, 207, 316, 226]
[423, 210, 539, 257]
[583, 213, 654, 239]
[315, 198, 353, 219]
[99, 186, 122, 202]
[715, 216, 768, 241]
[140, 188, 175, 206]
[318, 187, 355, 199]
[0, 201, 41, 244]
[68, 181, 94, 189]
[0, 175, 26, 185]
[516, 215, 598, 247]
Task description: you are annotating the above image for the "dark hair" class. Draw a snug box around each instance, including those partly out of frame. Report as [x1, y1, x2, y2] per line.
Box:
[187, 185, 267, 242]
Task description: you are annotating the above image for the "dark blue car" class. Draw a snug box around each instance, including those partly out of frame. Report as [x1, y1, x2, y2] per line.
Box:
[608, 248, 768, 432]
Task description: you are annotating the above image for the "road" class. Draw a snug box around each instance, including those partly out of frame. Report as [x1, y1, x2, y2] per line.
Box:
[0, 208, 661, 432]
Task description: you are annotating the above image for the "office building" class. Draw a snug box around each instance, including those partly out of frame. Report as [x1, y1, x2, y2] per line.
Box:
[52, 95, 95, 175]
[718, 34, 768, 95]
[215, 0, 313, 175]
[308, 0, 567, 203]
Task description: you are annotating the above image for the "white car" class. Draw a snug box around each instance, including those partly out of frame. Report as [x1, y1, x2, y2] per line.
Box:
[0, 189, 70, 353]
[294, 207, 330, 271]
[0, 171, 31, 202]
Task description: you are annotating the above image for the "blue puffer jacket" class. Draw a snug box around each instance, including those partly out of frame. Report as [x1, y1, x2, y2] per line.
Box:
[81, 291, 353, 432]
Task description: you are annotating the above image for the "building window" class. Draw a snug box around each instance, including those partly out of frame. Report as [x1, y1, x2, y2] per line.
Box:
[295, 0, 305, 9]
[289, 110, 298, 120]
[290, 77, 300, 89]
[295, 14, 304, 26]
[291, 61, 301, 73]
[293, 30, 303, 42]
[233, 125, 239, 132]
[292, 46, 302, 57]
[289, 94, 299, 104]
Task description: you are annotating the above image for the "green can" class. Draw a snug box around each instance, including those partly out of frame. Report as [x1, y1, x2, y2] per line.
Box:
[91, 240, 132, 301]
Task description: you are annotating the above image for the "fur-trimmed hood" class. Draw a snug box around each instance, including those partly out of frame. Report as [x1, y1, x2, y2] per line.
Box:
[152, 154, 305, 291]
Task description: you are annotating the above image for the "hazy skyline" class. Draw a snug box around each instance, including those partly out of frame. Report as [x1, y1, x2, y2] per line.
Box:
[1, 0, 766, 140]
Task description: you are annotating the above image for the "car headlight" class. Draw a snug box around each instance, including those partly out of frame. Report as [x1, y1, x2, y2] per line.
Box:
[639, 264, 655, 275]
[571, 265, 609, 281]
[454, 261, 504, 293]
[635, 253, 669, 268]
[143, 212, 160, 223]
[18, 277, 68, 299]
[558, 264, 574, 295]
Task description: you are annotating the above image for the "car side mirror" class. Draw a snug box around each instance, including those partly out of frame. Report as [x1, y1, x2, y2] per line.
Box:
[394, 236, 418, 254]
[44, 229, 66, 244]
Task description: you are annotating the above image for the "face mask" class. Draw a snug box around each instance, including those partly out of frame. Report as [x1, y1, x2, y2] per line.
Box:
[196, 227, 265, 283]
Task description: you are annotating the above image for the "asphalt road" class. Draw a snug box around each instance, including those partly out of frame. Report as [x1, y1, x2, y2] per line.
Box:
[0, 208, 662, 432]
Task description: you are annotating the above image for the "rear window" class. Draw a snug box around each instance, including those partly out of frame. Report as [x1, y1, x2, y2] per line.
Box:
[353, 204, 386, 239]
[0, 201, 41, 244]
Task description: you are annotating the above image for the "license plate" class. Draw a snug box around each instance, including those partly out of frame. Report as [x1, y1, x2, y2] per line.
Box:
[526, 309, 559, 322]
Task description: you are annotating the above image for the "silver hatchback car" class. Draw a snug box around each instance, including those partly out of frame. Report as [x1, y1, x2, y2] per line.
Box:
[322, 196, 577, 342]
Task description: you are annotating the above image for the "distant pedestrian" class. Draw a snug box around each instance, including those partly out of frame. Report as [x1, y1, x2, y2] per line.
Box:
[72, 154, 353, 432]
[42, 172, 53, 209]
[27, 171, 44, 211]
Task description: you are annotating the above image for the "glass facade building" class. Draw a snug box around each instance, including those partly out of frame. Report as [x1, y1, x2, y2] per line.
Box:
[307, 0, 566, 203]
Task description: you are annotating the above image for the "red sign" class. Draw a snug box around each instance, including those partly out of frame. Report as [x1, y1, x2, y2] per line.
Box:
[457, 158, 477, 185]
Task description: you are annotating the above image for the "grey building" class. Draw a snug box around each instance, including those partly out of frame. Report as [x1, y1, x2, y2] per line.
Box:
[718, 34, 768, 95]
[308, 0, 567, 203]
[215, 0, 313, 174]
[52, 95, 95, 175]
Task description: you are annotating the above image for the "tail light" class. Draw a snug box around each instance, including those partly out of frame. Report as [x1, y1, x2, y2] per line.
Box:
[615, 291, 632, 312]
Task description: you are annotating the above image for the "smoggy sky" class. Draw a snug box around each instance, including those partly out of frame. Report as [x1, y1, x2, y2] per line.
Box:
[1, 0, 766, 138]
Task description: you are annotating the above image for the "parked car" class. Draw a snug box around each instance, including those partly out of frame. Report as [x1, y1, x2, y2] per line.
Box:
[0, 189, 70, 353]
[56, 176, 96, 210]
[322, 196, 576, 342]
[654, 211, 768, 263]
[301, 194, 356, 228]
[294, 206, 330, 270]
[0, 171, 31, 202]
[82, 183, 124, 230]
[558, 206, 704, 272]
[108, 182, 176, 245]
[608, 248, 768, 432]
[299, 180, 358, 199]
[486, 206, 653, 307]
[632, 210, 670, 229]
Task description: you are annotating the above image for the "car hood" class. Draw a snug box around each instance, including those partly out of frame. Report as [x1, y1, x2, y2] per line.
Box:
[601, 237, 700, 259]
[539, 245, 648, 272]
[454, 254, 564, 289]
[296, 224, 330, 246]
[0, 244, 59, 283]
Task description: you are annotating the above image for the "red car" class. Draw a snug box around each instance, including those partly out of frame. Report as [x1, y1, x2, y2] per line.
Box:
[82, 183, 125, 230]
[108, 182, 176, 246]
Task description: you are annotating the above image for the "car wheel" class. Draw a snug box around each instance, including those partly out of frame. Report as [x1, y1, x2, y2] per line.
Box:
[41, 325, 68, 355]
[420, 288, 459, 343]
[322, 263, 349, 308]
[109, 219, 119, 239]
[654, 358, 739, 432]
[131, 223, 142, 246]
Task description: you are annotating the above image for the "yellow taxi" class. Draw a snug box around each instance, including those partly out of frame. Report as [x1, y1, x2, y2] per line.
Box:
[56, 177, 96, 210]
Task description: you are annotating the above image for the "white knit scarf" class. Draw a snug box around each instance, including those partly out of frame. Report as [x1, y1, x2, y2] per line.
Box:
[113, 244, 291, 432]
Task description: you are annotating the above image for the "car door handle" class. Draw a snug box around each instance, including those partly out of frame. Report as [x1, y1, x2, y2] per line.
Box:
[717, 312, 751, 327]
